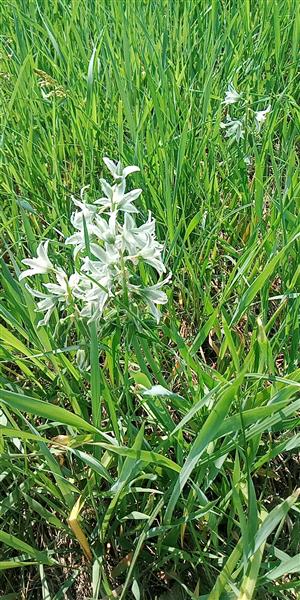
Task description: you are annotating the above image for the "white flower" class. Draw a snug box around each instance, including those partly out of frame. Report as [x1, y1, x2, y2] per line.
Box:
[95, 178, 142, 213]
[20, 156, 170, 327]
[220, 117, 244, 143]
[81, 286, 109, 323]
[65, 227, 94, 257]
[222, 83, 240, 105]
[26, 270, 81, 327]
[255, 104, 271, 131]
[76, 348, 89, 372]
[80, 256, 117, 297]
[128, 236, 166, 276]
[71, 199, 97, 230]
[43, 269, 80, 301]
[19, 241, 53, 280]
[129, 275, 171, 323]
[70, 185, 97, 226]
[121, 212, 155, 254]
[117, 188, 142, 213]
[93, 212, 117, 244]
[78, 271, 111, 323]
[103, 157, 140, 180]
[66, 190, 98, 255]
[90, 243, 121, 270]
[25, 286, 57, 327]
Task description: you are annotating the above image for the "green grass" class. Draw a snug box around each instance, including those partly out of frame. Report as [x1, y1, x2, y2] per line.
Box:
[0, 0, 299, 598]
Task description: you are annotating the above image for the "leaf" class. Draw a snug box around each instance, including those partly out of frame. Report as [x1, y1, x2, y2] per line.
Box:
[130, 370, 151, 388]
[247, 489, 300, 560]
[165, 374, 244, 523]
[237, 541, 265, 600]
[97, 443, 181, 473]
[142, 385, 185, 400]
[0, 389, 112, 438]
[231, 232, 300, 325]
[68, 447, 113, 484]
[183, 211, 203, 243]
[264, 553, 300, 581]
[0, 530, 55, 565]
[121, 511, 149, 521]
[17, 198, 37, 214]
[0, 560, 37, 570]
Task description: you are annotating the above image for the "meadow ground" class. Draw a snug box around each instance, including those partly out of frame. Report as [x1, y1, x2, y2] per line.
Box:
[0, 0, 299, 598]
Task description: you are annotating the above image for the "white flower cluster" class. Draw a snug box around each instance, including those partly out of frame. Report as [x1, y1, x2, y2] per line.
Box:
[19, 158, 171, 327]
[221, 83, 271, 143]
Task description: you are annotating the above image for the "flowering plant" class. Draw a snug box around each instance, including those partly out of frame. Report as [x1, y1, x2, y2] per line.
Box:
[220, 83, 272, 143]
[19, 158, 170, 327]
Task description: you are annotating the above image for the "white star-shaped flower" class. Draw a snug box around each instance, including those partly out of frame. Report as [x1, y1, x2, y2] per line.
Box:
[19, 241, 53, 281]
[103, 157, 140, 180]
[121, 212, 155, 254]
[220, 117, 244, 143]
[255, 105, 272, 131]
[95, 178, 142, 213]
[222, 83, 240, 105]
[129, 275, 171, 323]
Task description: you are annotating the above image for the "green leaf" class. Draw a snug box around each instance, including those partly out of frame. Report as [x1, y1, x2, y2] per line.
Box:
[0, 389, 106, 436]
[165, 374, 244, 522]
[0, 530, 55, 565]
[264, 553, 300, 581]
[248, 490, 300, 560]
[0, 560, 37, 570]
[98, 443, 181, 473]
[231, 232, 300, 325]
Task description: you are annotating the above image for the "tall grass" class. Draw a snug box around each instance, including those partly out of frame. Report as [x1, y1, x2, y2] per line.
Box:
[0, 0, 299, 598]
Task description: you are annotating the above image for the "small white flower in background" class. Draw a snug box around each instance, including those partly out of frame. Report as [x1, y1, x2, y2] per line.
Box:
[255, 104, 272, 131]
[222, 83, 240, 105]
[19, 240, 53, 280]
[76, 348, 89, 372]
[220, 116, 244, 143]
[19, 156, 170, 326]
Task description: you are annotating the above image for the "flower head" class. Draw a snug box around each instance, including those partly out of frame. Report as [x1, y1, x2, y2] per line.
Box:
[19, 241, 53, 281]
[220, 116, 244, 143]
[121, 212, 155, 254]
[43, 269, 80, 301]
[95, 178, 142, 213]
[103, 157, 140, 181]
[128, 236, 166, 276]
[222, 83, 240, 105]
[255, 105, 271, 131]
[129, 275, 171, 323]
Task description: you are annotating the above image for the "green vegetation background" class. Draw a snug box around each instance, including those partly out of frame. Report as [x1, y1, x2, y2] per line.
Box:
[0, 1, 299, 598]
